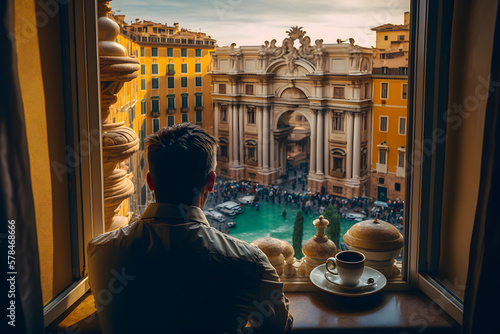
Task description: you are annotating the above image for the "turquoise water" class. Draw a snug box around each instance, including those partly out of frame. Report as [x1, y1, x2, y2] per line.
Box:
[226, 201, 356, 249]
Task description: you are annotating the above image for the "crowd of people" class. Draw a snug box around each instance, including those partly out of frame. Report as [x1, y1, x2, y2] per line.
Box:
[204, 171, 405, 227]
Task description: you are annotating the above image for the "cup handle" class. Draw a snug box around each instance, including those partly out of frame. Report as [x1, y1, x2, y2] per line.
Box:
[326, 257, 338, 275]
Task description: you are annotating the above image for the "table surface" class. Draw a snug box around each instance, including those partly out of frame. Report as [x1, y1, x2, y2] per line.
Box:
[47, 290, 460, 334]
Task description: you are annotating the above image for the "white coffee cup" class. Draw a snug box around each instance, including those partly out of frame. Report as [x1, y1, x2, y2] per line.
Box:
[326, 250, 365, 286]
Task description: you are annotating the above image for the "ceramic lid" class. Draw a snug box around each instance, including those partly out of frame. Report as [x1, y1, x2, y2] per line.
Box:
[343, 216, 404, 251]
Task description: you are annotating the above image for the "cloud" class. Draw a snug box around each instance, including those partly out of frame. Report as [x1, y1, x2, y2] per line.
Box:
[111, 0, 410, 47]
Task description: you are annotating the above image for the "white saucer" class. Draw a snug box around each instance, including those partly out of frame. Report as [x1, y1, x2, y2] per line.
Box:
[324, 271, 375, 290]
[310, 265, 387, 297]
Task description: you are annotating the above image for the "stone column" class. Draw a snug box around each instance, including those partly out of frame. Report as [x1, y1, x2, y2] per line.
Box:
[316, 110, 324, 176]
[269, 107, 275, 169]
[214, 103, 219, 139]
[228, 105, 233, 164]
[257, 106, 263, 168]
[353, 112, 361, 179]
[239, 104, 244, 163]
[263, 106, 269, 169]
[324, 110, 330, 176]
[345, 111, 353, 179]
[309, 110, 317, 175]
[232, 104, 239, 165]
[98, 0, 140, 232]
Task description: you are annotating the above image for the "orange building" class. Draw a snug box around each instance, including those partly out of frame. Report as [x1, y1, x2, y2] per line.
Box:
[369, 12, 409, 201]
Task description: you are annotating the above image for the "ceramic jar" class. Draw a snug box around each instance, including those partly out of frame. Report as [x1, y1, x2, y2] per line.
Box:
[343, 216, 404, 276]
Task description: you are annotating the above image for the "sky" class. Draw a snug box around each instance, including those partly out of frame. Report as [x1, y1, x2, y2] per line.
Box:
[111, 0, 410, 48]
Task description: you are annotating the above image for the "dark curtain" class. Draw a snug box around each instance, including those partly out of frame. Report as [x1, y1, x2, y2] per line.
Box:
[0, 0, 44, 333]
[462, 4, 500, 333]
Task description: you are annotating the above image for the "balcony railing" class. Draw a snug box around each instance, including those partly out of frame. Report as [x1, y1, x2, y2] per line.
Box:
[195, 106, 204, 111]
[166, 70, 176, 75]
[167, 108, 176, 115]
[330, 170, 346, 178]
[150, 111, 160, 118]
[181, 107, 189, 113]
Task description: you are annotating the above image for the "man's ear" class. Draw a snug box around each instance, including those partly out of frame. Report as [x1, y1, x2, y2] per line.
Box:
[146, 172, 155, 191]
[205, 171, 216, 192]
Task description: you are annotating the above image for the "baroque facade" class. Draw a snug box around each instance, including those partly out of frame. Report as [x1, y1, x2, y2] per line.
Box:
[211, 27, 373, 198]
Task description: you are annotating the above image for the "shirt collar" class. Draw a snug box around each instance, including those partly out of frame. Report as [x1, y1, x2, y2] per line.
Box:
[140, 203, 210, 226]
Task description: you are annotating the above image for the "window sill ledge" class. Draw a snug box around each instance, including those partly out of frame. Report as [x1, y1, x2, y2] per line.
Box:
[47, 291, 459, 334]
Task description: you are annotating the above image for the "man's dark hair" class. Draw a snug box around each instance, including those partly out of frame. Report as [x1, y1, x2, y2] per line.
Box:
[144, 123, 217, 204]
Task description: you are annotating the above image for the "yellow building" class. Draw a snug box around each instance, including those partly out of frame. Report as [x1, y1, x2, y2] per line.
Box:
[370, 12, 409, 201]
[110, 14, 217, 216]
[115, 15, 216, 136]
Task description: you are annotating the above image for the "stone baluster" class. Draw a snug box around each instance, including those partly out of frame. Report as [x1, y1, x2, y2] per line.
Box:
[299, 215, 337, 276]
[98, 0, 140, 232]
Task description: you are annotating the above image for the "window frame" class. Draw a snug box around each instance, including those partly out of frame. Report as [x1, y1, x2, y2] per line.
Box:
[181, 76, 188, 88]
[195, 62, 202, 73]
[167, 115, 175, 126]
[381, 82, 389, 99]
[181, 48, 187, 57]
[152, 118, 160, 133]
[402, 83, 408, 100]
[151, 47, 158, 57]
[151, 63, 159, 75]
[379, 115, 389, 132]
[151, 77, 159, 90]
[399, 116, 407, 135]
[195, 76, 202, 87]
[167, 76, 175, 89]
[181, 63, 188, 74]
[167, 47, 173, 57]
[195, 48, 202, 57]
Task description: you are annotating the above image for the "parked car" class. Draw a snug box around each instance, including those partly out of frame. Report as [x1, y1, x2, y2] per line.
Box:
[238, 195, 255, 205]
[346, 212, 366, 220]
[216, 201, 242, 216]
[204, 208, 226, 222]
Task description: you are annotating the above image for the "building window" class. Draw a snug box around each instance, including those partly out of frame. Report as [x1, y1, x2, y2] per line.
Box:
[181, 94, 188, 108]
[246, 84, 254, 95]
[245, 140, 257, 163]
[195, 63, 201, 73]
[140, 47, 144, 57]
[379, 178, 385, 184]
[168, 77, 175, 89]
[141, 99, 147, 115]
[402, 83, 408, 100]
[247, 109, 255, 124]
[395, 183, 401, 191]
[167, 48, 173, 57]
[195, 111, 202, 124]
[219, 84, 226, 94]
[399, 117, 406, 135]
[140, 64, 145, 75]
[365, 84, 370, 99]
[219, 138, 229, 160]
[167, 63, 175, 75]
[152, 47, 158, 57]
[380, 53, 386, 59]
[151, 63, 158, 75]
[181, 48, 187, 57]
[220, 106, 227, 121]
[384, 35, 388, 40]
[332, 186, 343, 194]
[152, 77, 159, 90]
[381, 82, 388, 99]
[399, 67, 408, 75]
[195, 94, 203, 107]
[181, 77, 188, 88]
[151, 98, 159, 114]
[382, 67, 388, 74]
[167, 115, 174, 126]
[141, 79, 145, 91]
[167, 94, 175, 110]
[361, 150, 368, 172]
[363, 113, 368, 130]
[333, 86, 345, 99]
[380, 116, 388, 132]
[330, 149, 345, 178]
[182, 113, 188, 123]
[195, 49, 202, 57]
[332, 112, 344, 132]
[379, 149, 387, 165]
[152, 118, 160, 133]
[398, 151, 405, 168]
[399, 35, 405, 41]
[181, 63, 188, 73]
[195, 76, 202, 87]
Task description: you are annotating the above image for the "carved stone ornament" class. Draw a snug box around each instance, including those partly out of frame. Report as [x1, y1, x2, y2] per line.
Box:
[258, 26, 328, 74]
[299, 215, 338, 276]
[98, 0, 140, 232]
[251, 236, 296, 276]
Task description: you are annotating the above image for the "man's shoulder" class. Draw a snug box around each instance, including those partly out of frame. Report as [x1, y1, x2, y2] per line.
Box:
[87, 222, 137, 252]
[197, 224, 266, 264]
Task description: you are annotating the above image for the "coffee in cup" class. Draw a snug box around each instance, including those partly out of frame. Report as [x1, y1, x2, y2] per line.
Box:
[326, 250, 365, 286]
